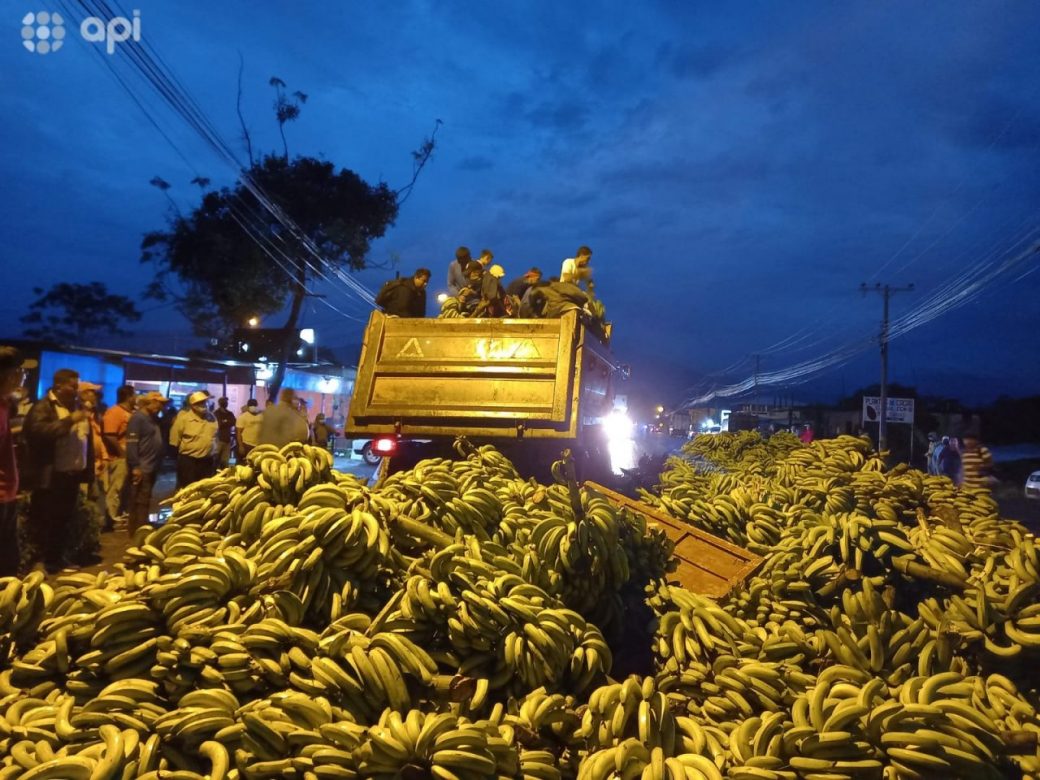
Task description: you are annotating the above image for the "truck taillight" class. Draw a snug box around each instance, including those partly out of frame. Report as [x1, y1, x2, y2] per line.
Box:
[374, 437, 397, 455]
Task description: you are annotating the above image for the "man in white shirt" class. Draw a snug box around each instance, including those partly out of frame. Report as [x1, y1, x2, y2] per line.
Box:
[560, 245, 593, 288]
[236, 398, 264, 460]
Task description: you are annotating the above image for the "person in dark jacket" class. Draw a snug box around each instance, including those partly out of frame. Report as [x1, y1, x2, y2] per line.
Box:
[23, 368, 92, 571]
[506, 267, 542, 300]
[477, 264, 511, 317]
[126, 391, 168, 535]
[0, 347, 32, 575]
[538, 279, 589, 318]
[377, 268, 431, 318]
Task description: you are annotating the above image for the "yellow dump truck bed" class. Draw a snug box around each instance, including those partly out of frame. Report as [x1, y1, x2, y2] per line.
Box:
[346, 310, 615, 440]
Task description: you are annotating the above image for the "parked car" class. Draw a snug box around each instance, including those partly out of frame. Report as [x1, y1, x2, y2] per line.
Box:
[1026, 470, 1040, 499]
[352, 438, 384, 465]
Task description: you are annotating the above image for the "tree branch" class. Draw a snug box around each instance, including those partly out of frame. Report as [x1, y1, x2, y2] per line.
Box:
[395, 119, 442, 207]
[236, 51, 254, 167]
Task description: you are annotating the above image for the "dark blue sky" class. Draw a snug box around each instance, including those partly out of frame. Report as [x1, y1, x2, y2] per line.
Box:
[3, 1, 1040, 407]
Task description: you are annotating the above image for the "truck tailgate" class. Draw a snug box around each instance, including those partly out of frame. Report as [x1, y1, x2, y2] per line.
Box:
[346, 311, 612, 439]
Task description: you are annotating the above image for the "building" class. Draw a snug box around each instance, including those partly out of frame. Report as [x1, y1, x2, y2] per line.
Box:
[9, 340, 356, 431]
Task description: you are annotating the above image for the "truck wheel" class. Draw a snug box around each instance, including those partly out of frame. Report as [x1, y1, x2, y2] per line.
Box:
[361, 442, 381, 465]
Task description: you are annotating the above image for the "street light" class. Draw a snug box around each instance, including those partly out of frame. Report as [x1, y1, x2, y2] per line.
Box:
[247, 316, 260, 328]
[436, 292, 448, 304]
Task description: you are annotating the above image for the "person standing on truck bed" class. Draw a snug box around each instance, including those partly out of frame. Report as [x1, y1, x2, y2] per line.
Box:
[506, 267, 542, 300]
[457, 261, 485, 316]
[446, 246, 471, 297]
[561, 245, 593, 288]
[479, 264, 512, 317]
[376, 268, 431, 318]
[477, 248, 494, 272]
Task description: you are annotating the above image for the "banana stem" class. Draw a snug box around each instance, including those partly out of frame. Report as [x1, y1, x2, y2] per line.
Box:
[559, 449, 586, 522]
[1001, 730, 1038, 754]
[431, 674, 477, 701]
[891, 555, 968, 590]
[393, 515, 455, 550]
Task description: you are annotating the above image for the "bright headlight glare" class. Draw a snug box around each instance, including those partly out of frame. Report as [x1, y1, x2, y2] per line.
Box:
[604, 411, 633, 442]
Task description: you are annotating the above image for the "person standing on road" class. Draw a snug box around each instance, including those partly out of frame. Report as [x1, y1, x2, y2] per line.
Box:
[101, 385, 135, 530]
[936, 436, 961, 485]
[0, 347, 31, 576]
[799, 423, 814, 444]
[78, 382, 107, 556]
[447, 246, 472, 297]
[214, 397, 236, 469]
[170, 390, 218, 488]
[236, 398, 263, 460]
[960, 434, 994, 490]
[259, 388, 310, 448]
[312, 413, 336, 453]
[925, 432, 940, 476]
[126, 391, 167, 535]
[23, 368, 92, 572]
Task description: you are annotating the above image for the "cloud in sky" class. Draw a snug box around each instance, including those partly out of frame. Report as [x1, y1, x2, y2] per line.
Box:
[1, 0, 1039, 405]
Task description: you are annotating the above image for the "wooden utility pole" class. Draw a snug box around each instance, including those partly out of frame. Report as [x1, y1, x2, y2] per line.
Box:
[752, 354, 760, 411]
[860, 282, 914, 453]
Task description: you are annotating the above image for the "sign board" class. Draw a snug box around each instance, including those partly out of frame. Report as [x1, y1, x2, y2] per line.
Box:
[862, 396, 914, 424]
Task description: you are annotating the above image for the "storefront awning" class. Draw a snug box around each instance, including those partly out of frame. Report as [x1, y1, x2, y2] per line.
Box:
[124, 360, 255, 385]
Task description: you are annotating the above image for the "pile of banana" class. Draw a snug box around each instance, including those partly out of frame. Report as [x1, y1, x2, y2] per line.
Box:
[643, 431, 1040, 778]
[0, 440, 679, 779]
[5, 431, 1040, 779]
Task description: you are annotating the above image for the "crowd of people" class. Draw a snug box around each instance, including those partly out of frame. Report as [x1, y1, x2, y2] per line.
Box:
[926, 431, 994, 488]
[376, 245, 607, 335]
[0, 346, 339, 575]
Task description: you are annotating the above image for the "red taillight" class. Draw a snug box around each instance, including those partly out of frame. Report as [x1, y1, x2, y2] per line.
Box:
[374, 437, 396, 454]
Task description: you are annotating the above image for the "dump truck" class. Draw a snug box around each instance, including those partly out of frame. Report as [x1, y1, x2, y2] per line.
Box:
[345, 310, 620, 482]
[346, 309, 764, 597]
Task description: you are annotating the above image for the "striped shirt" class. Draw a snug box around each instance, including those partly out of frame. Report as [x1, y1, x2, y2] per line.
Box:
[960, 445, 993, 489]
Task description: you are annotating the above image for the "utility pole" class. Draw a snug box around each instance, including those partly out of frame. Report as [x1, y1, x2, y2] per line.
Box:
[860, 282, 914, 453]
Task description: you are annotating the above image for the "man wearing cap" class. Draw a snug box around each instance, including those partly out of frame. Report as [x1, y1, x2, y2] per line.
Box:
[126, 391, 167, 534]
[100, 385, 135, 527]
[476, 263, 510, 317]
[169, 391, 218, 488]
[0, 347, 32, 575]
[376, 268, 431, 318]
[506, 267, 542, 300]
[23, 368, 92, 572]
[214, 397, 236, 469]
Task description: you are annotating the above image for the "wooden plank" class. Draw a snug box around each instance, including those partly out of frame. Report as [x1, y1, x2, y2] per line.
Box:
[584, 480, 763, 598]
